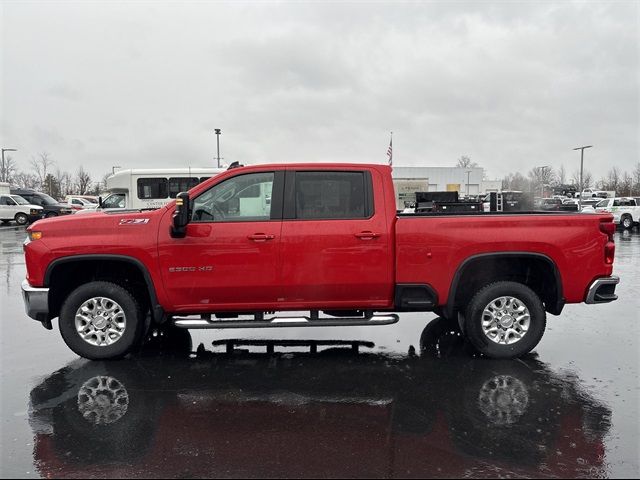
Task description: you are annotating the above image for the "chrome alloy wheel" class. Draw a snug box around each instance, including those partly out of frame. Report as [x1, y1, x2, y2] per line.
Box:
[77, 375, 129, 425]
[74, 297, 127, 347]
[481, 296, 530, 345]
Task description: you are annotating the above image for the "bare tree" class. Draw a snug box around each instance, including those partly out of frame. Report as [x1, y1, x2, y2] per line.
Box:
[0, 154, 17, 183]
[30, 152, 55, 191]
[619, 172, 633, 196]
[13, 172, 39, 189]
[75, 166, 92, 194]
[502, 172, 530, 192]
[456, 156, 478, 168]
[571, 169, 593, 190]
[528, 166, 554, 195]
[555, 165, 566, 186]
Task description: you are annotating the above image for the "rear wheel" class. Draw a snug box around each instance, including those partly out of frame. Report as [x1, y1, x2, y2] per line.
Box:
[59, 281, 145, 360]
[463, 281, 546, 359]
[14, 212, 28, 225]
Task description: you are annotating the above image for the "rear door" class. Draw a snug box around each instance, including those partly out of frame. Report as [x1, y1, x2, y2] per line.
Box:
[278, 169, 393, 309]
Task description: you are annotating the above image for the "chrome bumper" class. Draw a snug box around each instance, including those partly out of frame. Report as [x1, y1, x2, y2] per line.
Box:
[21, 279, 50, 321]
[585, 276, 619, 304]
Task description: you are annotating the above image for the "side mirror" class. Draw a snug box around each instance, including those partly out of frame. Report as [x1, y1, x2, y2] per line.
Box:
[171, 192, 190, 238]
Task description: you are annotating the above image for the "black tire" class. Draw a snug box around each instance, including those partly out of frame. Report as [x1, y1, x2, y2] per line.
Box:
[463, 281, 546, 359]
[621, 215, 633, 230]
[59, 281, 145, 360]
[14, 212, 28, 225]
[46, 211, 58, 218]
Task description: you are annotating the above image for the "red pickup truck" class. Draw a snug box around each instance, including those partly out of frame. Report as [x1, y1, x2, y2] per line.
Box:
[22, 163, 619, 360]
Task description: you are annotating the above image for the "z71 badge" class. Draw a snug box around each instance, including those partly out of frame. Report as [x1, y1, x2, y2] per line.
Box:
[119, 218, 150, 225]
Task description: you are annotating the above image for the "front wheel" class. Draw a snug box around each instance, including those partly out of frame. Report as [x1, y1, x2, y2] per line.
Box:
[59, 281, 145, 360]
[463, 281, 546, 359]
[621, 215, 633, 230]
[14, 212, 28, 225]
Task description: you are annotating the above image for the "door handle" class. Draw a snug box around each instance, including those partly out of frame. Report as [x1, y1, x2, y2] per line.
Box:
[248, 233, 275, 242]
[354, 231, 381, 240]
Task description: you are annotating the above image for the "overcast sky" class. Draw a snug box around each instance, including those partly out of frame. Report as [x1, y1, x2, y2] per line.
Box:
[2, 1, 638, 183]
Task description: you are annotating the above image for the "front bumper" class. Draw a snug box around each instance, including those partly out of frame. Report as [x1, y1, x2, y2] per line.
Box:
[22, 279, 50, 322]
[28, 213, 45, 224]
[585, 276, 619, 304]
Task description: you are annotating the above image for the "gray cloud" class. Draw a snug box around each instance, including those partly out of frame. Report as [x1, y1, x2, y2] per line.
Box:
[1, 0, 638, 183]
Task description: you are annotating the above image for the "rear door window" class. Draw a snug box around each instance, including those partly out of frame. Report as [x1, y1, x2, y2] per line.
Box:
[293, 171, 370, 220]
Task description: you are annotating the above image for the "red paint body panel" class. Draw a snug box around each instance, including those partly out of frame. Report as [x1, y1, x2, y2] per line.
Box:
[24, 163, 614, 315]
[395, 213, 614, 305]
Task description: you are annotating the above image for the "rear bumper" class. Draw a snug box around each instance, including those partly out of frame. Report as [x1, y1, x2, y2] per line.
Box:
[585, 276, 619, 304]
[21, 279, 49, 321]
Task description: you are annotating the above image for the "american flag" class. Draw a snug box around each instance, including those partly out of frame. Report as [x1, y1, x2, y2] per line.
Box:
[387, 135, 393, 165]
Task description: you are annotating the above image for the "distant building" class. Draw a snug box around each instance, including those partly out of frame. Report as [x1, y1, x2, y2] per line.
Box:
[391, 166, 499, 209]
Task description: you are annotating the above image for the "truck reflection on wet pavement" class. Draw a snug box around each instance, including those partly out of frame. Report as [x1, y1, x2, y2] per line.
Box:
[29, 320, 611, 478]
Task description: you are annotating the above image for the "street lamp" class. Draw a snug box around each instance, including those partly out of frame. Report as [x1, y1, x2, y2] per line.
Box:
[214, 128, 222, 168]
[573, 146, 593, 211]
[1, 148, 17, 182]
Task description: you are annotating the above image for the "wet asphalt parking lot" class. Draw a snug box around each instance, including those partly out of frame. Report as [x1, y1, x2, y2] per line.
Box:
[0, 224, 638, 478]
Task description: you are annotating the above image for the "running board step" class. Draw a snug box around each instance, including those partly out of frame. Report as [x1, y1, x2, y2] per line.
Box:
[173, 314, 399, 329]
[211, 339, 375, 354]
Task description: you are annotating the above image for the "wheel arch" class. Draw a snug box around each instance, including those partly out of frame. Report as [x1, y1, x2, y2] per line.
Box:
[44, 255, 164, 323]
[445, 252, 564, 319]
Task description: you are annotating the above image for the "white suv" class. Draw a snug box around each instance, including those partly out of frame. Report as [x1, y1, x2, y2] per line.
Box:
[0, 194, 44, 225]
[595, 197, 639, 229]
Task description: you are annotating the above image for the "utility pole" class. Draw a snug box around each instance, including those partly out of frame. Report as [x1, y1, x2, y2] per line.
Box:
[214, 128, 222, 168]
[573, 146, 593, 211]
[1, 148, 17, 182]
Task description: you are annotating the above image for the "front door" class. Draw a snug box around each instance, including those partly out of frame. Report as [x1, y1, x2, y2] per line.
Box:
[157, 170, 284, 312]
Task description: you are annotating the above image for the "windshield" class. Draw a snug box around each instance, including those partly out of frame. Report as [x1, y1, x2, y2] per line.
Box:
[102, 194, 125, 209]
[11, 195, 30, 205]
[596, 199, 609, 208]
[38, 193, 59, 205]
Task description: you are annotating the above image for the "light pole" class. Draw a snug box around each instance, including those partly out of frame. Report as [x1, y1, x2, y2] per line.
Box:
[1, 148, 17, 182]
[573, 146, 593, 211]
[214, 128, 222, 168]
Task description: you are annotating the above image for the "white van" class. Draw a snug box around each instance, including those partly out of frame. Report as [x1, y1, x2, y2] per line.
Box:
[0, 194, 44, 225]
[77, 167, 225, 214]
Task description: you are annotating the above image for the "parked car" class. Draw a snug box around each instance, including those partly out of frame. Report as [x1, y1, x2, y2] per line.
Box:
[64, 196, 99, 211]
[10, 189, 73, 218]
[21, 163, 618, 361]
[0, 194, 44, 225]
[594, 197, 640, 229]
[538, 198, 578, 212]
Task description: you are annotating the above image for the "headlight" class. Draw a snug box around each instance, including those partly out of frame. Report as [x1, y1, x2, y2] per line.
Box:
[30, 209, 39, 215]
[28, 231, 43, 241]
